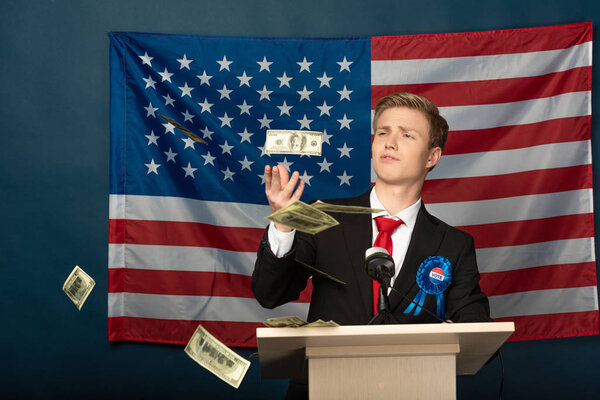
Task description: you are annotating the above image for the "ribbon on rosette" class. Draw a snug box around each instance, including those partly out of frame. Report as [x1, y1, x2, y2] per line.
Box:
[403, 256, 452, 319]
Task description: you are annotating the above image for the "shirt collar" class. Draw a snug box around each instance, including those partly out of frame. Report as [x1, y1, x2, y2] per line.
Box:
[370, 188, 421, 230]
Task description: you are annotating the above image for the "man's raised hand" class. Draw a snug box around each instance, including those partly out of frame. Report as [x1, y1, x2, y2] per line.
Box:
[264, 164, 305, 232]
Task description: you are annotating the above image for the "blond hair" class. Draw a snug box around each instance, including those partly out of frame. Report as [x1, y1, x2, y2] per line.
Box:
[373, 92, 448, 151]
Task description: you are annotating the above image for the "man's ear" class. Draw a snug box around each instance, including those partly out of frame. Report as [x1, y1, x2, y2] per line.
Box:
[426, 146, 442, 169]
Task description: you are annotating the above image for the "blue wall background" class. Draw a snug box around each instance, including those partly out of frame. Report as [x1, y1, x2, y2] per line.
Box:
[2, 0, 599, 398]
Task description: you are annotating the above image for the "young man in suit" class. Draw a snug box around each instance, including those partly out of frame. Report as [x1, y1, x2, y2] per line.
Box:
[252, 92, 491, 399]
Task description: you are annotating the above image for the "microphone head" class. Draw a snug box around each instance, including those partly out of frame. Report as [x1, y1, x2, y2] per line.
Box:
[365, 247, 390, 260]
[364, 247, 395, 287]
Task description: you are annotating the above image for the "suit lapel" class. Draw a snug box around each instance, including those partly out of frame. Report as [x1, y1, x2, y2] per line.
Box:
[390, 204, 444, 311]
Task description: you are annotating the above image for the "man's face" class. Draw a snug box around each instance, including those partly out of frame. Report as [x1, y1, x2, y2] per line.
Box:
[371, 106, 441, 187]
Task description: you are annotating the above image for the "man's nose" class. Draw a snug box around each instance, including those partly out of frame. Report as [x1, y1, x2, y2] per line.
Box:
[384, 133, 398, 149]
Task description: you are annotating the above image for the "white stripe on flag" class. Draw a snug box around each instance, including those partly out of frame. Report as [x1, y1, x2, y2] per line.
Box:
[109, 194, 270, 226]
[476, 238, 596, 273]
[428, 140, 591, 179]
[439, 91, 590, 131]
[109, 243, 257, 274]
[427, 189, 593, 227]
[371, 140, 591, 182]
[371, 42, 591, 85]
[489, 286, 599, 319]
[108, 292, 309, 322]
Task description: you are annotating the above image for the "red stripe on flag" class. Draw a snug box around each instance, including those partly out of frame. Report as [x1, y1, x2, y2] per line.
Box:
[371, 22, 591, 60]
[108, 316, 261, 347]
[109, 218, 125, 244]
[458, 213, 594, 248]
[108, 219, 264, 251]
[480, 262, 597, 297]
[443, 116, 590, 155]
[371, 67, 590, 108]
[108, 268, 314, 301]
[423, 165, 592, 203]
[496, 311, 599, 341]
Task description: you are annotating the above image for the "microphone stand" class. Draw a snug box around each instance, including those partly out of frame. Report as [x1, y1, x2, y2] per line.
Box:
[367, 285, 400, 325]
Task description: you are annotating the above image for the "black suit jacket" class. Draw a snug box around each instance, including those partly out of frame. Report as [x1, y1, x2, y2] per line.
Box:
[252, 190, 491, 325]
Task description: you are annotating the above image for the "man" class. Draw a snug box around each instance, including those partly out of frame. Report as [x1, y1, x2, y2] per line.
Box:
[252, 92, 491, 399]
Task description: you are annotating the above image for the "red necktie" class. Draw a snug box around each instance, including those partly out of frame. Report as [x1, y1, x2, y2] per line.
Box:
[372, 216, 404, 315]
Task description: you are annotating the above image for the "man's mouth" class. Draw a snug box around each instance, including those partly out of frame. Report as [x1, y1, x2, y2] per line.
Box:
[381, 154, 398, 161]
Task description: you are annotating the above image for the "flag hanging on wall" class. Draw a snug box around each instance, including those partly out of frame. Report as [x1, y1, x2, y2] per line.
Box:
[109, 21, 597, 346]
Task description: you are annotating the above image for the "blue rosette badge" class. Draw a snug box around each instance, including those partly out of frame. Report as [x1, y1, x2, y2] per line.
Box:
[403, 256, 452, 319]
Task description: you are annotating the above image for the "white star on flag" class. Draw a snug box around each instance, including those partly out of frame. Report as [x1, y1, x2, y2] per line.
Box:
[221, 167, 235, 181]
[138, 51, 153, 66]
[145, 159, 160, 174]
[158, 68, 173, 82]
[177, 54, 193, 69]
[144, 102, 158, 117]
[337, 170, 352, 186]
[257, 56, 272, 72]
[297, 57, 313, 73]
[337, 56, 353, 72]
[337, 143, 353, 158]
[178, 82, 194, 97]
[217, 55, 233, 71]
[145, 130, 159, 146]
[197, 70, 212, 85]
[198, 98, 213, 113]
[182, 162, 197, 177]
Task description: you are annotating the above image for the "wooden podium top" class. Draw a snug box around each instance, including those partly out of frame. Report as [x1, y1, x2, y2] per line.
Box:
[256, 322, 514, 379]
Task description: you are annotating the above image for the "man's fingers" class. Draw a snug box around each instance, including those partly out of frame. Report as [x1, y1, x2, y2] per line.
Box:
[264, 165, 272, 192]
[282, 170, 300, 197]
[270, 165, 281, 191]
[291, 179, 305, 201]
[276, 164, 290, 187]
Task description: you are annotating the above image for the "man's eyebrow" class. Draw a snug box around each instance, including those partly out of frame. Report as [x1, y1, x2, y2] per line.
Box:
[375, 124, 420, 134]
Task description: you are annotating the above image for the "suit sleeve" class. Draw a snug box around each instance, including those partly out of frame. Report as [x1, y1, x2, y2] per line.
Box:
[444, 233, 492, 323]
[251, 228, 315, 309]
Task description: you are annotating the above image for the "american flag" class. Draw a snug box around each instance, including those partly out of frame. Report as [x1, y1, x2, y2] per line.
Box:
[109, 22, 597, 346]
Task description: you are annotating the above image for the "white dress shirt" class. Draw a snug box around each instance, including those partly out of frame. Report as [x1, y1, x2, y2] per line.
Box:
[267, 191, 422, 288]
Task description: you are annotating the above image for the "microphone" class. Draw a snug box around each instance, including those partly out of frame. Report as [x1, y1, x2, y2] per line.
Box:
[365, 247, 446, 323]
[365, 247, 395, 288]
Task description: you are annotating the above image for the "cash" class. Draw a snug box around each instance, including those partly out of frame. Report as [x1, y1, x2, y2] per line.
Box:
[304, 319, 340, 328]
[160, 114, 207, 144]
[265, 200, 339, 235]
[264, 316, 308, 327]
[184, 324, 250, 389]
[264, 316, 339, 328]
[312, 200, 385, 214]
[264, 129, 322, 156]
[62, 265, 95, 310]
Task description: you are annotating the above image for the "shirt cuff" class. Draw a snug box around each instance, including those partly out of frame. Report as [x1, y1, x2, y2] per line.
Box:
[267, 222, 296, 257]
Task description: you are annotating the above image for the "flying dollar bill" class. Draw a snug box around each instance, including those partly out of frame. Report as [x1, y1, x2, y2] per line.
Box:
[184, 325, 250, 389]
[62, 265, 95, 310]
[264, 129, 322, 156]
[160, 114, 207, 144]
[265, 200, 339, 235]
[312, 200, 385, 214]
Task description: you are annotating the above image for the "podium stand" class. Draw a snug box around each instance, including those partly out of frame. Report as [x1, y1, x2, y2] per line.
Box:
[256, 322, 514, 400]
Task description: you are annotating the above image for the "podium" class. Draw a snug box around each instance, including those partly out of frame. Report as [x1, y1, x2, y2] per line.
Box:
[256, 322, 514, 400]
